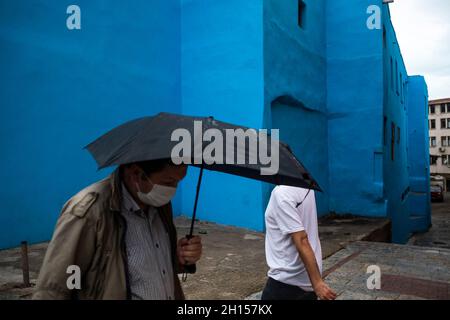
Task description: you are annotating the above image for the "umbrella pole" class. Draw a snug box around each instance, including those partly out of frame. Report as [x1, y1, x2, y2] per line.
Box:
[182, 165, 204, 282]
[188, 165, 204, 239]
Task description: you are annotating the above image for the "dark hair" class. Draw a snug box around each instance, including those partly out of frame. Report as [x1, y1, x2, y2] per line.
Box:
[131, 159, 174, 175]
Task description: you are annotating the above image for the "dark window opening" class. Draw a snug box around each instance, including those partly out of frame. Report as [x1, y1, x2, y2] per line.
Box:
[298, 0, 306, 29]
[404, 83, 406, 102]
[400, 75, 403, 103]
[430, 105, 435, 114]
[391, 122, 395, 161]
[430, 155, 437, 165]
[441, 119, 446, 129]
[395, 60, 399, 95]
[430, 119, 436, 129]
[441, 104, 446, 113]
[390, 58, 394, 91]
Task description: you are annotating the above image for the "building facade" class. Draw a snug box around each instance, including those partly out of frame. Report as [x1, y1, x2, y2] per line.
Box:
[429, 98, 450, 191]
[0, 0, 430, 248]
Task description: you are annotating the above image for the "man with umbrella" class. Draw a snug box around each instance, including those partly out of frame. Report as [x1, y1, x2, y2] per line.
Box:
[33, 159, 202, 300]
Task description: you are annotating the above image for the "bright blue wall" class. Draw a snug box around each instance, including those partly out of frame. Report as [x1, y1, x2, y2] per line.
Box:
[407, 76, 431, 232]
[263, 0, 329, 216]
[179, 0, 265, 231]
[326, 0, 386, 217]
[382, 5, 411, 243]
[0, 0, 430, 248]
[0, 0, 181, 249]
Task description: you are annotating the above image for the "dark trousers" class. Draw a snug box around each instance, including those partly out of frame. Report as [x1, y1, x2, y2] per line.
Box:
[261, 277, 317, 300]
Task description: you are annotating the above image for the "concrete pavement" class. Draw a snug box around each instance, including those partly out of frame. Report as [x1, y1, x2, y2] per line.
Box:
[0, 196, 448, 300]
[0, 215, 389, 299]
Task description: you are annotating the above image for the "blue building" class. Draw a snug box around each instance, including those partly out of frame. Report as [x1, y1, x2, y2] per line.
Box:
[0, 0, 430, 249]
[407, 76, 431, 234]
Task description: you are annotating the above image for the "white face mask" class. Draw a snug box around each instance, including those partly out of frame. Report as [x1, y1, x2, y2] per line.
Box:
[136, 176, 177, 207]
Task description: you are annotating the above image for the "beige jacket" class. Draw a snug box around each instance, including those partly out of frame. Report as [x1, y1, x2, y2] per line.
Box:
[33, 168, 194, 300]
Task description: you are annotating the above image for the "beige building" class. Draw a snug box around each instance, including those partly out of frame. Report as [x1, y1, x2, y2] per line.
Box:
[429, 98, 450, 191]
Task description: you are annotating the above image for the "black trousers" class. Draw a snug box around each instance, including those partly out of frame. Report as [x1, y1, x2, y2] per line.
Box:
[261, 277, 317, 300]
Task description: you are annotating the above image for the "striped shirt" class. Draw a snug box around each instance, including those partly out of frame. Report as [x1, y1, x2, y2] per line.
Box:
[121, 184, 175, 300]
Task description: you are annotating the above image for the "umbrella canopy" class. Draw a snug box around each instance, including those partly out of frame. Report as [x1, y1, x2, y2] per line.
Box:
[85, 112, 321, 191]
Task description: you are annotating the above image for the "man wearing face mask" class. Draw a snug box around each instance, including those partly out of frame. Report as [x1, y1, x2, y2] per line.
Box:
[33, 159, 202, 300]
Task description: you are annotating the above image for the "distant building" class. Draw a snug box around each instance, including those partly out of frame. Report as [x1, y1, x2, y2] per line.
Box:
[428, 98, 450, 191]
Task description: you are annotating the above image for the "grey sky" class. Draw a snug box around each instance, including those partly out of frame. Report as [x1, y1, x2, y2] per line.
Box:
[389, 0, 450, 100]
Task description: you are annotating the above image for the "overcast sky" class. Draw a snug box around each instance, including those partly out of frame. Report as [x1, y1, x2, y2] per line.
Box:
[389, 0, 450, 100]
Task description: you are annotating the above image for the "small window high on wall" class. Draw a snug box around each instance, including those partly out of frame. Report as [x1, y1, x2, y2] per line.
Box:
[298, 0, 306, 29]
[395, 60, 399, 95]
[390, 58, 394, 91]
[391, 122, 396, 161]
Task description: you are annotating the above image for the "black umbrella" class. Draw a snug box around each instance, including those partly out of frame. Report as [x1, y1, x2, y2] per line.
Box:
[86, 112, 321, 238]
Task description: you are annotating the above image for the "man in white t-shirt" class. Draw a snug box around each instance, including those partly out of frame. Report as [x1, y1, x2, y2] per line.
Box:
[262, 185, 336, 300]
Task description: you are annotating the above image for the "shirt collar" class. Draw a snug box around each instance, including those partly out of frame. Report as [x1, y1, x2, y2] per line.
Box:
[121, 183, 145, 216]
[121, 183, 158, 221]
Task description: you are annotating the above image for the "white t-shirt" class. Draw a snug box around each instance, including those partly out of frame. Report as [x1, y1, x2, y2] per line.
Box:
[264, 185, 322, 291]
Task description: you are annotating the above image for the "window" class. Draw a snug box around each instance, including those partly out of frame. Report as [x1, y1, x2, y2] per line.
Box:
[431, 136, 436, 147]
[400, 74, 403, 103]
[391, 122, 395, 161]
[441, 119, 447, 129]
[430, 105, 435, 114]
[442, 155, 449, 166]
[430, 119, 436, 129]
[447, 118, 450, 128]
[298, 0, 306, 29]
[447, 103, 450, 113]
[442, 136, 448, 147]
[431, 155, 438, 165]
[441, 104, 446, 113]
[395, 60, 399, 95]
[390, 58, 394, 91]
[403, 83, 407, 103]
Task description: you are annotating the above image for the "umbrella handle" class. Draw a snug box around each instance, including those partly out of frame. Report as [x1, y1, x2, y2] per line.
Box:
[181, 234, 194, 282]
